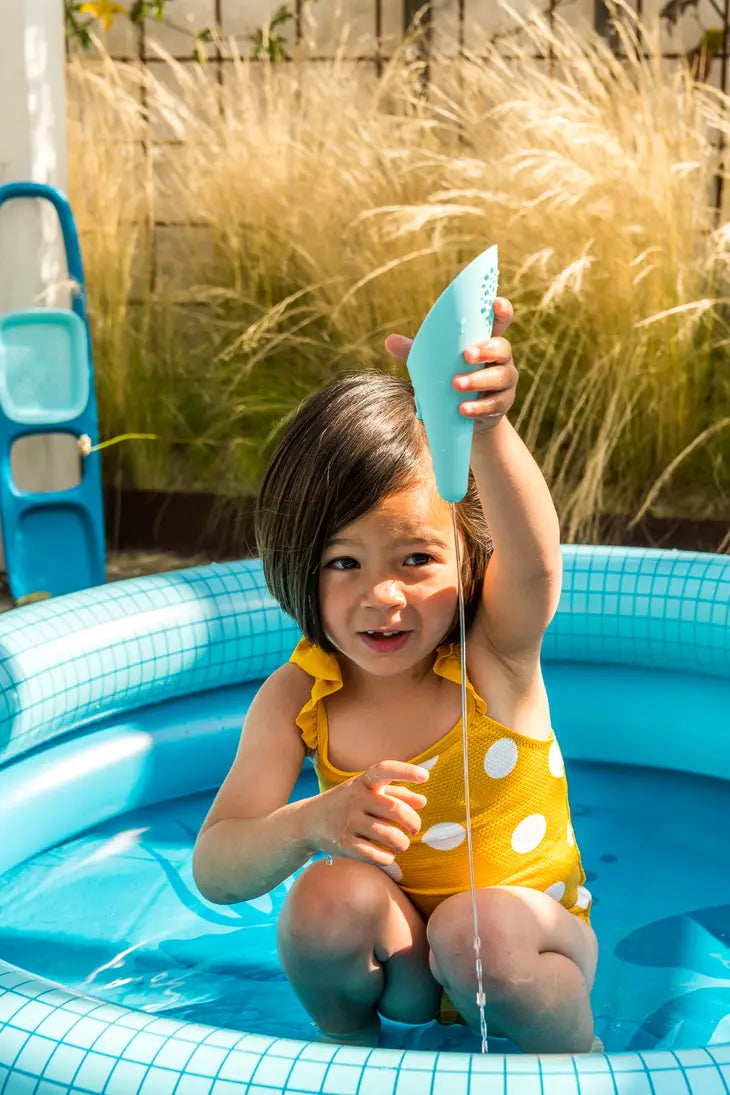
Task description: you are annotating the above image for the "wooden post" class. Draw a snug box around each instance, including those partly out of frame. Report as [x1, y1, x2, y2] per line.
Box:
[715, 0, 730, 221]
[594, 0, 619, 50]
[403, 0, 432, 86]
[403, 0, 432, 37]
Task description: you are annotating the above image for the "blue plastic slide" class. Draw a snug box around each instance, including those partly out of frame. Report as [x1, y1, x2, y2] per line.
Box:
[0, 182, 105, 600]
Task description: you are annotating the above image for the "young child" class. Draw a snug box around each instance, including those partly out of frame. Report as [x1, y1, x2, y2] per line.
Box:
[192, 298, 598, 1054]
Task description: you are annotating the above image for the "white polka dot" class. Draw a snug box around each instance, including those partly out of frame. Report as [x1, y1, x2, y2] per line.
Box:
[575, 886, 592, 910]
[544, 881, 566, 902]
[421, 822, 466, 851]
[567, 822, 575, 846]
[484, 738, 518, 779]
[381, 861, 403, 882]
[511, 814, 547, 854]
[420, 755, 439, 771]
[548, 740, 564, 778]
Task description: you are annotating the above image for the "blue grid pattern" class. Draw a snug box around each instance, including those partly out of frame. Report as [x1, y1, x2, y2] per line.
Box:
[0, 559, 300, 767]
[546, 547, 730, 678]
[1, 546, 730, 1093]
[2, 964, 730, 1094]
[2, 549, 728, 772]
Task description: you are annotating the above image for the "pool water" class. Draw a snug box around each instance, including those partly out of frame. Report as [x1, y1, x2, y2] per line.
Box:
[2, 760, 730, 1054]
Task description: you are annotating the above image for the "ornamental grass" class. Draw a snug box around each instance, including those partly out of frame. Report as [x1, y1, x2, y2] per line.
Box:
[66, 3, 730, 541]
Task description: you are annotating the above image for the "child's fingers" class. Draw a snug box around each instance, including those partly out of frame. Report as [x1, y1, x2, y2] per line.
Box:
[462, 336, 512, 369]
[364, 761, 430, 788]
[460, 394, 513, 420]
[381, 784, 428, 811]
[384, 333, 413, 364]
[453, 363, 515, 396]
[362, 819, 411, 854]
[366, 791, 423, 837]
[491, 297, 513, 338]
[455, 338, 517, 421]
[349, 840, 399, 867]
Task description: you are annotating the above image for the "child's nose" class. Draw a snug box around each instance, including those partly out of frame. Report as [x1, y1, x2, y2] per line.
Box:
[365, 578, 407, 609]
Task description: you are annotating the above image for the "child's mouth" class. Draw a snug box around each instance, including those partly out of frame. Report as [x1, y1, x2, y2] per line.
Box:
[360, 630, 409, 652]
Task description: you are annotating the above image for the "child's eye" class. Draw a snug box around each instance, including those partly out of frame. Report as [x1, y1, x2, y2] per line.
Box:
[324, 557, 359, 570]
[404, 553, 433, 567]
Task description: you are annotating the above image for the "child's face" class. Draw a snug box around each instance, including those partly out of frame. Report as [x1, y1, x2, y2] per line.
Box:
[319, 480, 461, 675]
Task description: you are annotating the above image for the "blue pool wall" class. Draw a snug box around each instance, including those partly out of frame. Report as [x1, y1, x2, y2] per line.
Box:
[0, 546, 729, 1095]
[2, 547, 729, 764]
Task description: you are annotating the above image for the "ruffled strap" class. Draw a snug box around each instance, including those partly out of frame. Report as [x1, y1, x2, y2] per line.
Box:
[432, 642, 488, 716]
[289, 638, 343, 751]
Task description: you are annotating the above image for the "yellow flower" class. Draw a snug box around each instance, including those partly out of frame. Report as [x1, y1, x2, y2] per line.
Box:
[79, 2, 127, 32]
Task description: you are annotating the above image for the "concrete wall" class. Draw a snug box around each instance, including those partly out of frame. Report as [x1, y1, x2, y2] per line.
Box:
[0, 1, 81, 575]
[0, 0, 716, 584]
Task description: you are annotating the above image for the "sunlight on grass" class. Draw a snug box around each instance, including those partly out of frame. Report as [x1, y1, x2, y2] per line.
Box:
[66, 2, 730, 540]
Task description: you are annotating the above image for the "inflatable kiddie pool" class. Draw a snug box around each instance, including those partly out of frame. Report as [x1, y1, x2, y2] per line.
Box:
[1, 547, 729, 1094]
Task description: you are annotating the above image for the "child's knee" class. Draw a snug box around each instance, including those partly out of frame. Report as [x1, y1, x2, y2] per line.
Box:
[427, 889, 530, 997]
[278, 858, 393, 956]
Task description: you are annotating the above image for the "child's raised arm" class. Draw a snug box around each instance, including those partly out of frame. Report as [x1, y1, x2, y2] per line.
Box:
[469, 415, 562, 658]
[456, 300, 562, 661]
[386, 298, 561, 664]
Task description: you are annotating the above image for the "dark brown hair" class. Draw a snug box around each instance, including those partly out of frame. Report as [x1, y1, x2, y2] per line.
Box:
[255, 371, 492, 652]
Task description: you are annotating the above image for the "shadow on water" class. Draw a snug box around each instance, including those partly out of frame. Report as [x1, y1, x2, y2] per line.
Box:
[616, 905, 730, 1049]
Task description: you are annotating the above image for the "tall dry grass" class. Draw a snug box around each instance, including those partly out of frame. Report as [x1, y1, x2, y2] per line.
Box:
[66, 3, 730, 540]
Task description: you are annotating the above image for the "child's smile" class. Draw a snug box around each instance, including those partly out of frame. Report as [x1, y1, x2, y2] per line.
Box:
[319, 481, 461, 677]
[360, 629, 411, 654]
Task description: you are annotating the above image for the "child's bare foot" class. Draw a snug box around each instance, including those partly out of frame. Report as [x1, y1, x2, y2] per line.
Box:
[316, 1016, 380, 1047]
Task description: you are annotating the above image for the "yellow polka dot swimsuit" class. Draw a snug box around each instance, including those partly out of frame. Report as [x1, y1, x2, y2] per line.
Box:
[290, 638, 592, 925]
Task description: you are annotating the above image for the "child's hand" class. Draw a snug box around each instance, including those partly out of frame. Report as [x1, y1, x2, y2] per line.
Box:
[454, 297, 518, 434]
[384, 297, 518, 434]
[313, 761, 429, 867]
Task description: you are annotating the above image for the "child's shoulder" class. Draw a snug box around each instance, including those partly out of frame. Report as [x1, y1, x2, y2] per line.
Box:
[251, 661, 313, 724]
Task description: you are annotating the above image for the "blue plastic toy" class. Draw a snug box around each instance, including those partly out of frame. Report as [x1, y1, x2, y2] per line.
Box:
[406, 245, 499, 502]
[0, 182, 105, 600]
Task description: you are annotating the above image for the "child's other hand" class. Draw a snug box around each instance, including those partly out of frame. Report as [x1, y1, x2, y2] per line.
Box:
[314, 761, 429, 867]
[384, 297, 517, 434]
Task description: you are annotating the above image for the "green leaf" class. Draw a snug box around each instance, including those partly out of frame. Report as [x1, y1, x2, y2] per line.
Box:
[248, 3, 299, 61]
[270, 37, 287, 61]
[270, 4, 295, 30]
[64, 2, 95, 49]
[194, 28, 212, 65]
[129, 0, 145, 24]
[129, 0, 171, 23]
[702, 27, 725, 54]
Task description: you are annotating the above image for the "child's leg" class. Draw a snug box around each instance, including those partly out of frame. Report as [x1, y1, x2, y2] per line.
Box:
[426, 885, 598, 1053]
[278, 858, 441, 1044]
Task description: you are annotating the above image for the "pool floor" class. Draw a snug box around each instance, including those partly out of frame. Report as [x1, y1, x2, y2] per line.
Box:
[2, 760, 730, 1054]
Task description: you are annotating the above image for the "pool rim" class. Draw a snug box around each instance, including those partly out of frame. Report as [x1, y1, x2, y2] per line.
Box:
[1, 546, 729, 1095]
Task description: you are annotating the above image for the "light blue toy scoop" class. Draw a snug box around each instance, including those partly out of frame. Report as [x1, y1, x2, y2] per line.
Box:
[406, 245, 499, 502]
